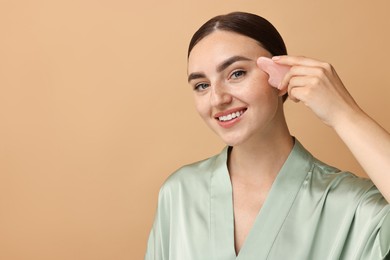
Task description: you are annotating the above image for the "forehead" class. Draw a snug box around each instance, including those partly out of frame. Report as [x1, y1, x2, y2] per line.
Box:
[188, 30, 271, 73]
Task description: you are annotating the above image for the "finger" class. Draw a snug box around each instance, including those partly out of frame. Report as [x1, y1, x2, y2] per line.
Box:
[285, 76, 304, 102]
[286, 75, 322, 103]
[279, 65, 328, 90]
[272, 55, 329, 69]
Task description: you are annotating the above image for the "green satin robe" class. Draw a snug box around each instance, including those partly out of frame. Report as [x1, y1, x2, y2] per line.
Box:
[145, 140, 390, 259]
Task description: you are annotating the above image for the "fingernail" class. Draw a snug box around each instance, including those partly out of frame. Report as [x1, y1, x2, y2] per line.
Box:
[272, 56, 280, 61]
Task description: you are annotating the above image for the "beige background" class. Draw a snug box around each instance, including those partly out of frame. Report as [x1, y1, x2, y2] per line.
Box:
[1, 0, 389, 259]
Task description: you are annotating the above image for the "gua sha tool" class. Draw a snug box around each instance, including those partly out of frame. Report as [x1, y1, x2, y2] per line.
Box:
[257, 57, 291, 89]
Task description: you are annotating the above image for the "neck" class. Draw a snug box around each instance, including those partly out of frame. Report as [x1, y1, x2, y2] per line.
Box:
[228, 118, 294, 182]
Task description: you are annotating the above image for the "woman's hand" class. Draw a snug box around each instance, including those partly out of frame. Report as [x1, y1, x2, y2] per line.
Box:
[273, 55, 390, 202]
[273, 55, 363, 128]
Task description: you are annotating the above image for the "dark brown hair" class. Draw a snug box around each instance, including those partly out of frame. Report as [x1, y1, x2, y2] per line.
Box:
[188, 12, 288, 101]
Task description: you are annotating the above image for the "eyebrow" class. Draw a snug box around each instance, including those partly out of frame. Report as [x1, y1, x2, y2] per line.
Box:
[188, 55, 252, 83]
[217, 55, 252, 73]
[187, 72, 206, 83]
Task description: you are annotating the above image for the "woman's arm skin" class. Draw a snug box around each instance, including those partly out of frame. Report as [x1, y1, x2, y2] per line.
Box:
[272, 55, 390, 203]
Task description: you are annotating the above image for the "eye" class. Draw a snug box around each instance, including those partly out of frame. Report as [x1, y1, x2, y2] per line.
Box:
[194, 83, 210, 92]
[230, 70, 246, 79]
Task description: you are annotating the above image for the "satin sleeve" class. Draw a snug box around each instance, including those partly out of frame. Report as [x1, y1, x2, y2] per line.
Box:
[357, 186, 390, 259]
[379, 212, 390, 258]
[335, 183, 390, 260]
[145, 185, 171, 260]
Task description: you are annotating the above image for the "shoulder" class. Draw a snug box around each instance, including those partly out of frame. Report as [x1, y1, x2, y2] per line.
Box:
[309, 156, 385, 205]
[311, 156, 374, 191]
[164, 153, 217, 185]
[158, 148, 226, 198]
[292, 140, 375, 196]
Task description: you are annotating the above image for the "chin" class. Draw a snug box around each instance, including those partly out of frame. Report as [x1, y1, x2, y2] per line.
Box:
[208, 122, 251, 147]
[218, 133, 247, 147]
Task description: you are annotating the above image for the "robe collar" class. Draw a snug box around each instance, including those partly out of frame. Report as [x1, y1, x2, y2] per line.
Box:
[210, 139, 314, 260]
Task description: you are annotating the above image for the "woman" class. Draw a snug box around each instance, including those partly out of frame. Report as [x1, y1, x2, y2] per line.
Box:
[145, 12, 390, 259]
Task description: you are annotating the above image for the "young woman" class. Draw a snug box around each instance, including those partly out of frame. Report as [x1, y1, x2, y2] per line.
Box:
[145, 12, 390, 260]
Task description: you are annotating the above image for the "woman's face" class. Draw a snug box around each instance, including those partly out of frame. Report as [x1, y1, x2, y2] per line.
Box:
[187, 30, 285, 146]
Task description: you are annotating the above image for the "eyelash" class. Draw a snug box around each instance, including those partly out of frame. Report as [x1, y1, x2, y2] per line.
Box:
[194, 83, 210, 91]
[230, 70, 246, 79]
[193, 70, 246, 92]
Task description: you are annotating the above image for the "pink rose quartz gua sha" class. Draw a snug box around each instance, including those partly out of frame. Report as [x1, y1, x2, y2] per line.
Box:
[257, 57, 291, 89]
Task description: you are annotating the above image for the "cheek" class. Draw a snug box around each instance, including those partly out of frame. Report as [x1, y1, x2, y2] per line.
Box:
[255, 70, 273, 91]
[194, 96, 209, 119]
[238, 72, 275, 100]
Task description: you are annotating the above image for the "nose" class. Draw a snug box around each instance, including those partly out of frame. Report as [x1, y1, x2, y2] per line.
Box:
[210, 83, 232, 107]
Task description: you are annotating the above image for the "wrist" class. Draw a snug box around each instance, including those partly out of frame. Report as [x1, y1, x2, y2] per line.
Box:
[332, 106, 369, 136]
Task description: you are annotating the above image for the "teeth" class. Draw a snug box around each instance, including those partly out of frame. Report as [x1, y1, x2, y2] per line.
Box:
[218, 110, 244, 122]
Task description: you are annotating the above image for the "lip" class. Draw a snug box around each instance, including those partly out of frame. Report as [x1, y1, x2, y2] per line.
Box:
[214, 107, 247, 129]
[214, 107, 247, 118]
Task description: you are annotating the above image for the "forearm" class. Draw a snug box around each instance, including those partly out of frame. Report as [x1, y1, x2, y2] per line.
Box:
[334, 110, 390, 202]
[271, 55, 390, 202]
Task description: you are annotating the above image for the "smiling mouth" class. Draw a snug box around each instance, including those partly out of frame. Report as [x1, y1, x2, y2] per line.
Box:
[216, 109, 247, 122]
